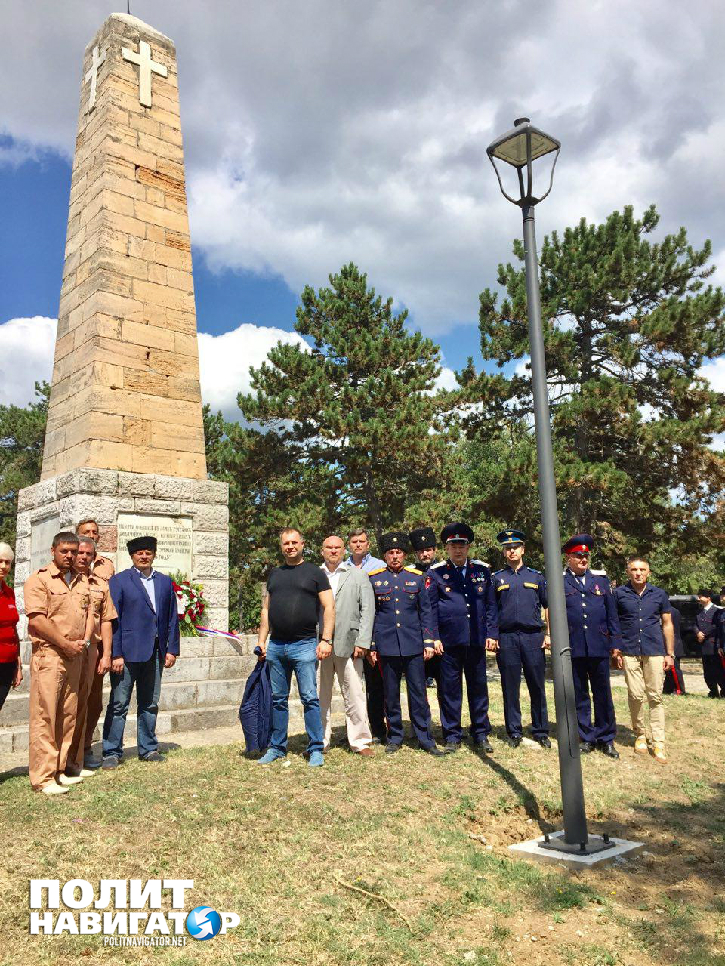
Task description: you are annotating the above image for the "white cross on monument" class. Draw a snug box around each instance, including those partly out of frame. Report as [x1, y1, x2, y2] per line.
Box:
[84, 45, 106, 113]
[121, 39, 168, 108]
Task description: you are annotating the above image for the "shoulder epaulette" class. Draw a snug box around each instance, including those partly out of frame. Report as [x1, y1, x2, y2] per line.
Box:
[527, 567, 542, 575]
[368, 567, 386, 576]
[404, 565, 423, 575]
[431, 561, 447, 570]
[471, 559, 489, 568]
[492, 568, 504, 576]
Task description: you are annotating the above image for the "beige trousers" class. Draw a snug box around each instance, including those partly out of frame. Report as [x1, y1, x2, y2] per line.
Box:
[29, 645, 81, 790]
[318, 654, 372, 751]
[67, 641, 98, 773]
[623, 654, 665, 744]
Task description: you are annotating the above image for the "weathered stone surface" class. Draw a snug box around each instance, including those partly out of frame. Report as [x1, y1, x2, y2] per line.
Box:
[193, 555, 229, 579]
[180, 503, 229, 530]
[153, 476, 194, 500]
[192, 480, 229, 504]
[192, 531, 228, 556]
[117, 471, 155, 496]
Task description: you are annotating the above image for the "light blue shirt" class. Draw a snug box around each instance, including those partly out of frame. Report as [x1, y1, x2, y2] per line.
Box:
[135, 568, 157, 613]
[353, 552, 386, 574]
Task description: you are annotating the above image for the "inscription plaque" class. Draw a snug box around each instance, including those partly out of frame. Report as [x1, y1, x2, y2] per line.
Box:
[116, 513, 193, 577]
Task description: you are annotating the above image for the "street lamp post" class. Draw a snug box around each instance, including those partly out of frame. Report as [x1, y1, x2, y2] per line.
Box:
[487, 118, 611, 855]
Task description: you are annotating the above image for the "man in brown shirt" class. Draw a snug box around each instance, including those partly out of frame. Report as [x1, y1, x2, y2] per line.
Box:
[24, 531, 93, 795]
[66, 536, 116, 776]
[76, 519, 115, 768]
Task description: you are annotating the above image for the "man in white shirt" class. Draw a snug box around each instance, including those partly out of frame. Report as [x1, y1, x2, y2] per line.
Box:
[318, 534, 376, 756]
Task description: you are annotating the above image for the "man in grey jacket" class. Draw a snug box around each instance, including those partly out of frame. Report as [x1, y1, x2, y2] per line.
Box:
[318, 533, 376, 756]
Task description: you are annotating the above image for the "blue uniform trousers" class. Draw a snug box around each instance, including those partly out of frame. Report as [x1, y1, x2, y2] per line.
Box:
[380, 654, 434, 749]
[496, 631, 549, 740]
[439, 645, 491, 742]
[571, 655, 616, 744]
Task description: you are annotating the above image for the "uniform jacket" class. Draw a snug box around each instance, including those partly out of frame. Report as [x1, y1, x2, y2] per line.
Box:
[696, 605, 722, 656]
[109, 568, 180, 662]
[323, 563, 375, 657]
[370, 565, 438, 657]
[491, 564, 547, 634]
[239, 647, 272, 753]
[426, 559, 498, 647]
[563, 569, 622, 658]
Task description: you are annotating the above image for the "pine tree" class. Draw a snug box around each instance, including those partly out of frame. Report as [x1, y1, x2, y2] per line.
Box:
[239, 263, 456, 545]
[463, 205, 725, 574]
[0, 382, 49, 550]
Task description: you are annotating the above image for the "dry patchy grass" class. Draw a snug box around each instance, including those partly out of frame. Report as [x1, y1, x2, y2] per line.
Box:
[1, 685, 724, 966]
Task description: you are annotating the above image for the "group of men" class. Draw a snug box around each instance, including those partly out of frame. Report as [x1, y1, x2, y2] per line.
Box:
[256, 523, 687, 767]
[24, 522, 179, 795]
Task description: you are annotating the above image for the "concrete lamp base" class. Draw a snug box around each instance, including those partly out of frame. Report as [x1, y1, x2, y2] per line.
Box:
[509, 830, 643, 867]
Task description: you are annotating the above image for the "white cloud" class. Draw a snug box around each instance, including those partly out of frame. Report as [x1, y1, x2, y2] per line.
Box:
[699, 356, 725, 393]
[0, 317, 55, 406]
[197, 323, 307, 419]
[434, 367, 458, 392]
[1, 1, 724, 338]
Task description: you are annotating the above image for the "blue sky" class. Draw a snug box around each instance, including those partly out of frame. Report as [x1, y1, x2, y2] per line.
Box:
[1, 0, 724, 418]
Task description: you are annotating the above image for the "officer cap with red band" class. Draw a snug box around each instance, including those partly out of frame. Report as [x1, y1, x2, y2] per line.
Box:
[562, 533, 594, 555]
[440, 522, 475, 544]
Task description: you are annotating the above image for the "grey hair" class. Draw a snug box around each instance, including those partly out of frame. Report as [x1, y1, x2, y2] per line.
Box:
[0, 542, 14, 560]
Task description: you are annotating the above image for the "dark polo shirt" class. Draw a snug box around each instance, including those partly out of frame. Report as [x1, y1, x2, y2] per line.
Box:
[614, 582, 671, 656]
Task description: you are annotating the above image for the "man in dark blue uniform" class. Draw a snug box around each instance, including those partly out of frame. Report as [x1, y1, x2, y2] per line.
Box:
[491, 529, 550, 748]
[369, 532, 445, 756]
[409, 527, 440, 689]
[696, 590, 725, 697]
[426, 523, 498, 753]
[562, 534, 622, 758]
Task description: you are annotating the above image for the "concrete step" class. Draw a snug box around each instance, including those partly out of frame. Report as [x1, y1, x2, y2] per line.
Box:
[0, 694, 348, 756]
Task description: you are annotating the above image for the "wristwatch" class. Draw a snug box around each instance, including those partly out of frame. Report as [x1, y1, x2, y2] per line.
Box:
[84, 639, 92, 649]
[320, 638, 331, 645]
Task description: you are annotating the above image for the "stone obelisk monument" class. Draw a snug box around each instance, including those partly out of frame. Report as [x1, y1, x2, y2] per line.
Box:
[15, 14, 229, 631]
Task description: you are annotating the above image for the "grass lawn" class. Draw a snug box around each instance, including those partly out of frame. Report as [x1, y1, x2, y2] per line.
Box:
[2, 683, 724, 966]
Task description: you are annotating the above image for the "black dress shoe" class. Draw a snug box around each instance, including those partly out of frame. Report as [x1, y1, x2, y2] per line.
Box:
[579, 741, 595, 753]
[598, 742, 620, 759]
[536, 737, 552, 748]
[505, 735, 523, 748]
[444, 741, 461, 753]
[385, 743, 402, 754]
[423, 745, 446, 757]
[473, 738, 493, 753]
[707, 691, 719, 699]
[426, 677, 436, 688]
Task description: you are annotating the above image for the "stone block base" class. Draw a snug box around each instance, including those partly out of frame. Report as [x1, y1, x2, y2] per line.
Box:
[15, 468, 229, 632]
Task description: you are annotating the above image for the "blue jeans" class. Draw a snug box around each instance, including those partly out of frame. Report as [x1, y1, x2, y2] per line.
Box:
[102, 649, 163, 759]
[266, 638, 324, 755]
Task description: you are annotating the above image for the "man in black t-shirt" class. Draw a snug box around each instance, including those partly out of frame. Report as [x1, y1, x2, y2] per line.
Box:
[257, 527, 335, 766]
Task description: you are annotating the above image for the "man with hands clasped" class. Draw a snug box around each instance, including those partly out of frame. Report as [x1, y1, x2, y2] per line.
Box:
[426, 523, 499, 753]
[369, 532, 445, 756]
[491, 529, 551, 749]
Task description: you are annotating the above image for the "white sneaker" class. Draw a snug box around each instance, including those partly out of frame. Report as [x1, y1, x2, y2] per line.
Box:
[78, 768, 96, 778]
[58, 773, 83, 786]
[41, 782, 70, 796]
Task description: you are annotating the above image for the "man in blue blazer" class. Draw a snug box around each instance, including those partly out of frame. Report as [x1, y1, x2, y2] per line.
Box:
[102, 536, 180, 766]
